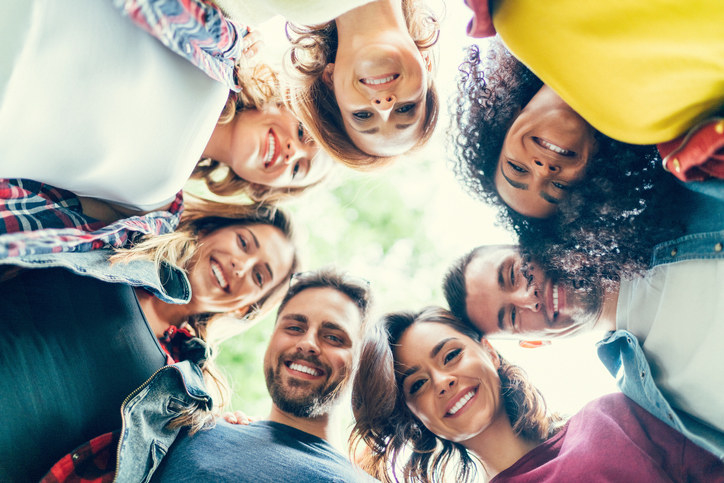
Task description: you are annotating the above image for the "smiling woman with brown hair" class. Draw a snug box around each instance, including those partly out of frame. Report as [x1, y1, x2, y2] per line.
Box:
[351, 307, 724, 482]
[286, 0, 440, 169]
[450, 39, 723, 290]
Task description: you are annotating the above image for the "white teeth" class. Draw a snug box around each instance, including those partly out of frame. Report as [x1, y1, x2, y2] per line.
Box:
[448, 390, 475, 415]
[553, 283, 559, 314]
[289, 363, 321, 376]
[264, 133, 276, 165]
[362, 74, 396, 85]
[210, 260, 228, 290]
[539, 139, 571, 155]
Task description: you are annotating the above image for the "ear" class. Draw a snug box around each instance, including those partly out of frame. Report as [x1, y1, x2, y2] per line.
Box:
[322, 63, 335, 89]
[421, 51, 433, 73]
[479, 338, 501, 369]
[518, 340, 551, 349]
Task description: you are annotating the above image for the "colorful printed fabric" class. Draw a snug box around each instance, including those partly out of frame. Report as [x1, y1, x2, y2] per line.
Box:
[0, 179, 183, 259]
[112, 0, 244, 91]
[40, 431, 121, 483]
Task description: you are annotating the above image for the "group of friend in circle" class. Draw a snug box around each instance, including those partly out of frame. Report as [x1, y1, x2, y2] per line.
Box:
[1, 0, 723, 481]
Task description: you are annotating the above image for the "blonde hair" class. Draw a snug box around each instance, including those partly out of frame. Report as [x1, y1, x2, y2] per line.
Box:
[112, 197, 298, 429]
[285, 0, 440, 170]
[191, 64, 327, 203]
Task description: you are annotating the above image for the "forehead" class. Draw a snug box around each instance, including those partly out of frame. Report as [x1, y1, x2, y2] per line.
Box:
[464, 247, 518, 332]
[396, 322, 460, 365]
[279, 287, 362, 332]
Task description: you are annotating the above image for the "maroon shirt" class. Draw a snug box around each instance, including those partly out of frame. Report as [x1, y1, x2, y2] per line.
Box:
[493, 393, 724, 483]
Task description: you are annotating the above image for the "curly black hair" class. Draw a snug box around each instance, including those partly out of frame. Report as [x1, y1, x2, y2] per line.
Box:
[449, 38, 687, 291]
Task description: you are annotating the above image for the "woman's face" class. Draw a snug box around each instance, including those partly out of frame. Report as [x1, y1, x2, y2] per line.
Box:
[227, 105, 332, 189]
[395, 322, 504, 443]
[187, 223, 295, 315]
[327, 38, 431, 157]
[494, 86, 598, 218]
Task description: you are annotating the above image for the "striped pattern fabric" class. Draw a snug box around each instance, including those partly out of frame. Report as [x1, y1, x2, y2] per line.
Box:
[113, 0, 245, 91]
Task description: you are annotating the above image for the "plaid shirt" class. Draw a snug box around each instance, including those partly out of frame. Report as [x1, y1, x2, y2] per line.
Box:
[0, 179, 183, 258]
[113, 0, 245, 91]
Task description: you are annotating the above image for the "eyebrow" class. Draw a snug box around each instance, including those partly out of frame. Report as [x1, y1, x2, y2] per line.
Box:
[353, 126, 379, 135]
[395, 123, 414, 130]
[500, 161, 560, 206]
[500, 160, 528, 190]
[399, 337, 457, 384]
[282, 313, 308, 324]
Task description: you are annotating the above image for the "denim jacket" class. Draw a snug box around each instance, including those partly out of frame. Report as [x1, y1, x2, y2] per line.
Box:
[597, 331, 724, 460]
[596, 228, 724, 461]
[114, 361, 213, 482]
[0, 248, 191, 305]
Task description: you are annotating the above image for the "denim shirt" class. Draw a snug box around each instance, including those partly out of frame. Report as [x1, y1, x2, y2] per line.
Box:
[0, 249, 191, 305]
[597, 330, 724, 460]
[114, 361, 212, 482]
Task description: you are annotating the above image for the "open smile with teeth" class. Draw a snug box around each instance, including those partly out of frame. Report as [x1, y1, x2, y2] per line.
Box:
[210, 258, 229, 291]
[552, 282, 559, 316]
[535, 137, 574, 156]
[264, 129, 280, 168]
[447, 388, 476, 416]
[360, 73, 399, 86]
[287, 361, 323, 377]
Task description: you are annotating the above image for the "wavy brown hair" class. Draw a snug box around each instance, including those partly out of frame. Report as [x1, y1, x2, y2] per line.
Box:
[191, 64, 328, 203]
[450, 39, 687, 291]
[351, 307, 560, 483]
[285, 0, 440, 170]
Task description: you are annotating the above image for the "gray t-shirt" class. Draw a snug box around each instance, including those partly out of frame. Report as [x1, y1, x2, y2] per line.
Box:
[152, 420, 376, 482]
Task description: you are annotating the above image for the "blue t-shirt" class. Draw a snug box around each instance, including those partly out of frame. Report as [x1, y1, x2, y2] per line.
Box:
[152, 420, 376, 482]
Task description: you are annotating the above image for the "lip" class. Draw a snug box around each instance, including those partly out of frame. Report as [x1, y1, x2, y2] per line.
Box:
[263, 128, 281, 169]
[284, 360, 325, 380]
[209, 256, 230, 293]
[444, 386, 478, 418]
[533, 136, 575, 157]
[544, 279, 565, 323]
[359, 73, 400, 91]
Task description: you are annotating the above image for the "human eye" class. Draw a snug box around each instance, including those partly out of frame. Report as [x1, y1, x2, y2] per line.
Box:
[511, 306, 517, 328]
[352, 111, 372, 120]
[507, 161, 527, 174]
[325, 333, 344, 345]
[510, 263, 516, 287]
[409, 378, 426, 395]
[297, 122, 313, 144]
[253, 268, 265, 288]
[552, 181, 570, 190]
[394, 103, 416, 114]
[237, 234, 248, 251]
[443, 348, 462, 364]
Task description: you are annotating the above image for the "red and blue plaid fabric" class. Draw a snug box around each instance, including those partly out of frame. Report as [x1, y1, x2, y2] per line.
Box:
[41, 431, 121, 483]
[0, 179, 183, 258]
[113, 0, 244, 91]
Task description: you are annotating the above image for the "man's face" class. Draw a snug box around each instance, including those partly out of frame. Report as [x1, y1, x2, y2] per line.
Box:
[263, 287, 362, 418]
[463, 246, 602, 339]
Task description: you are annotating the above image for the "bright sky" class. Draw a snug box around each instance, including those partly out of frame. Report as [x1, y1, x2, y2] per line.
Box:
[256, 1, 619, 420]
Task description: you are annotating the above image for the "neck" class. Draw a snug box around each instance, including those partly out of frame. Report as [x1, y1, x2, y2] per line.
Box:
[267, 404, 331, 441]
[593, 287, 620, 333]
[201, 120, 232, 165]
[134, 288, 193, 337]
[335, 0, 408, 44]
[464, 412, 540, 478]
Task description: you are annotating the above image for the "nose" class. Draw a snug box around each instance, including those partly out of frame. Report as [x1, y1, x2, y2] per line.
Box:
[532, 157, 560, 176]
[511, 284, 541, 312]
[231, 257, 255, 279]
[281, 138, 315, 167]
[370, 94, 396, 122]
[297, 331, 319, 355]
[436, 372, 456, 397]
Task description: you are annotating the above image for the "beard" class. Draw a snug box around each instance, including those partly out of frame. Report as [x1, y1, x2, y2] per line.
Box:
[264, 354, 348, 418]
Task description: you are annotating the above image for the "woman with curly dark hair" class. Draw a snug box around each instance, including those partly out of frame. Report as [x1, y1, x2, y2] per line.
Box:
[450, 38, 723, 290]
[286, 0, 440, 169]
[351, 307, 723, 482]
